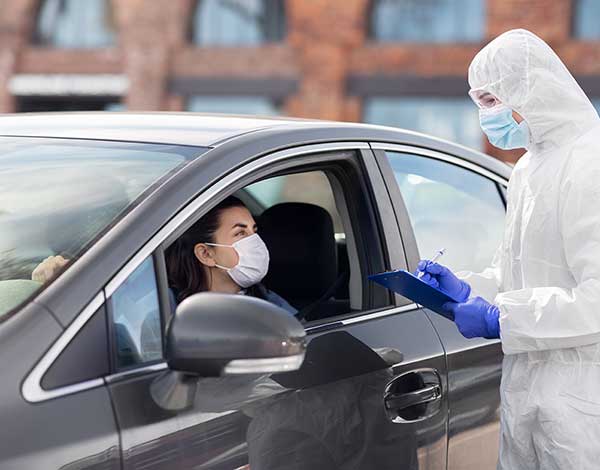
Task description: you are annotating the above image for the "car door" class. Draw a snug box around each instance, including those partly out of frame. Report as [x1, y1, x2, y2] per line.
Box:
[105, 142, 448, 470]
[0, 296, 120, 470]
[372, 143, 508, 470]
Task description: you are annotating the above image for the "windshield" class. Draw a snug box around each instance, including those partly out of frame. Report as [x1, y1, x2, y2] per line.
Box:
[0, 137, 206, 318]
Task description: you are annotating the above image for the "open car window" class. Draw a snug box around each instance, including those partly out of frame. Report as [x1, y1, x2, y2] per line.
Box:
[242, 171, 351, 320]
[162, 151, 392, 325]
[0, 137, 206, 319]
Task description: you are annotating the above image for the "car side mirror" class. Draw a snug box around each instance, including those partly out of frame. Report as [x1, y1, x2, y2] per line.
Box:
[165, 292, 306, 376]
[151, 292, 306, 410]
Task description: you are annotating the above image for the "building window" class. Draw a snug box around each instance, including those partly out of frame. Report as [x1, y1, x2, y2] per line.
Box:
[33, 0, 116, 48]
[190, 0, 286, 46]
[186, 95, 280, 115]
[16, 96, 123, 113]
[363, 97, 483, 150]
[573, 0, 600, 39]
[369, 0, 485, 43]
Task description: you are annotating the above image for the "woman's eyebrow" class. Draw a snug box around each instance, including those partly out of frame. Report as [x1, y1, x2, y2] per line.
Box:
[231, 222, 258, 230]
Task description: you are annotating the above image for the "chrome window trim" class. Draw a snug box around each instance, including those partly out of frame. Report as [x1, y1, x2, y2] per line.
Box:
[105, 361, 168, 384]
[105, 141, 370, 297]
[370, 143, 509, 187]
[305, 303, 419, 333]
[22, 292, 105, 403]
[341, 303, 419, 326]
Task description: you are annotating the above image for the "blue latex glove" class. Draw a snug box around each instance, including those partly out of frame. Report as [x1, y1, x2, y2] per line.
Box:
[443, 297, 500, 339]
[416, 260, 471, 303]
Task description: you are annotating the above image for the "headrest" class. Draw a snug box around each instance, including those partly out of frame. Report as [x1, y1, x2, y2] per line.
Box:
[0, 280, 42, 316]
[260, 203, 338, 303]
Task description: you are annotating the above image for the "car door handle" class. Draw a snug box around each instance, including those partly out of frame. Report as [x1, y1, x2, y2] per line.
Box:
[383, 368, 443, 423]
[384, 384, 441, 412]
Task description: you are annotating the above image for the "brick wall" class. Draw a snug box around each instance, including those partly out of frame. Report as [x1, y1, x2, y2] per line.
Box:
[0, 0, 597, 162]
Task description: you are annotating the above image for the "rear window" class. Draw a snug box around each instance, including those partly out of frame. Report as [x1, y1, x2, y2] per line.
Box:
[0, 137, 206, 318]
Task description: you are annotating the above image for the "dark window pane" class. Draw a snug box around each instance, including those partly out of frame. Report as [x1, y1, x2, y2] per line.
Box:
[187, 95, 280, 115]
[33, 0, 116, 48]
[191, 0, 286, 46]
[363, 97, 483, 150]
[369, 0, 485, 43]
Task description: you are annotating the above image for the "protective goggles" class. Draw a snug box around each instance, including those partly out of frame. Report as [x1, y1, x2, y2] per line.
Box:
[468, 88, 501, 109]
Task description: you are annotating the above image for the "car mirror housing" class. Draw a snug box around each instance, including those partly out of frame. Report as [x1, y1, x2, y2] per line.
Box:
[165, 292, 306, 377]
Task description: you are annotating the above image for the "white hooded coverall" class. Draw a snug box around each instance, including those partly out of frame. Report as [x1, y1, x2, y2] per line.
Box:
[462, 29, 600, 469]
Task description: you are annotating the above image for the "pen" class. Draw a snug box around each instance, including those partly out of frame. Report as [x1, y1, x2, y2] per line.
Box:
[417, 248, 446, 279]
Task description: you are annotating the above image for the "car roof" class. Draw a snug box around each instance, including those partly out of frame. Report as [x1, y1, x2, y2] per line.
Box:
[0, 112, 332, 147]
[0, 111, 511, 178]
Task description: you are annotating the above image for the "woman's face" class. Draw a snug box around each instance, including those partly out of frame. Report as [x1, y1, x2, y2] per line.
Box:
[196, 205, 258, 270]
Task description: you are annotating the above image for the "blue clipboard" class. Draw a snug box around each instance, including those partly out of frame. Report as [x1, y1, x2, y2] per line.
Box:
[369, 269, 459, 320]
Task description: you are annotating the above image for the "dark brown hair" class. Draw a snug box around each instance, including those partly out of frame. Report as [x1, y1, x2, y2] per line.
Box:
[165, 196, 267, 303]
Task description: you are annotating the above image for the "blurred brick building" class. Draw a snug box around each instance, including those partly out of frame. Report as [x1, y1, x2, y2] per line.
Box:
[1, 0, 600, 162]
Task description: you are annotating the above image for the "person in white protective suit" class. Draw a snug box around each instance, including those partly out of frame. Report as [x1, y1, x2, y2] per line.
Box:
[417, 29, 600, 469]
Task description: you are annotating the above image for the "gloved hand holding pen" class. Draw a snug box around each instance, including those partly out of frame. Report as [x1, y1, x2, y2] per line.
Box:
[416, 260, 471, 303]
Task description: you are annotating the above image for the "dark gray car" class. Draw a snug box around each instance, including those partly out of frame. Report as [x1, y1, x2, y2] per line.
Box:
[0, 112, 510, 470]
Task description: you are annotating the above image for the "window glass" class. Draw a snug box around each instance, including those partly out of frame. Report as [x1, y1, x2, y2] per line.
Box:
[385, 151, 505, 273]
[187, 96, 280, 115]
[33, 0, 116, 48]
[0, 138, 204, 318]
[369, 0, 485, 43]
[573, 0, 600, 39]
[190, 0, 286, 46]
[110, 257, 162, 369]
[364, 97, 483, 151]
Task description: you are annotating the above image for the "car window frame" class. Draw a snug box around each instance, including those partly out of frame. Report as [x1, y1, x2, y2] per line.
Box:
[21, 141, 412, 401]
[158, 147, 399, 320]
[370, 143, 509, 275]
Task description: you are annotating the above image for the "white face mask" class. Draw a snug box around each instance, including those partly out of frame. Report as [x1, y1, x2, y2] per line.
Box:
[205, 233, 270, 288]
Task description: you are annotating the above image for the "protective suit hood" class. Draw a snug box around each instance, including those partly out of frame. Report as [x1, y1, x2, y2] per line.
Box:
[469, 29, 599, 155]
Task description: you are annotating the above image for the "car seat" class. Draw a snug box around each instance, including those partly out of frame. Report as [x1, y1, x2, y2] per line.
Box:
[259, 202, 349, 320]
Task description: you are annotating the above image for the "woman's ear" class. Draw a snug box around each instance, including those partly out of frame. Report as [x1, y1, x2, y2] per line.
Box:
[194, 243, 216, 267]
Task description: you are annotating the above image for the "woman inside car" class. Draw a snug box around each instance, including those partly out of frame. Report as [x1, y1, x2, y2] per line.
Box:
[165, 195, 296, 315]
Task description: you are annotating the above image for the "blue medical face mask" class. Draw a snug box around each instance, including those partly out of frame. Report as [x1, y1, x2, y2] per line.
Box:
[479, 104, 531, 150]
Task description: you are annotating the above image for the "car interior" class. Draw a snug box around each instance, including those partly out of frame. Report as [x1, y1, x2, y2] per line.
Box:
[236, 172, 351, 321]
[162, 163, 384, 326]
[113, 154, 393, 370]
